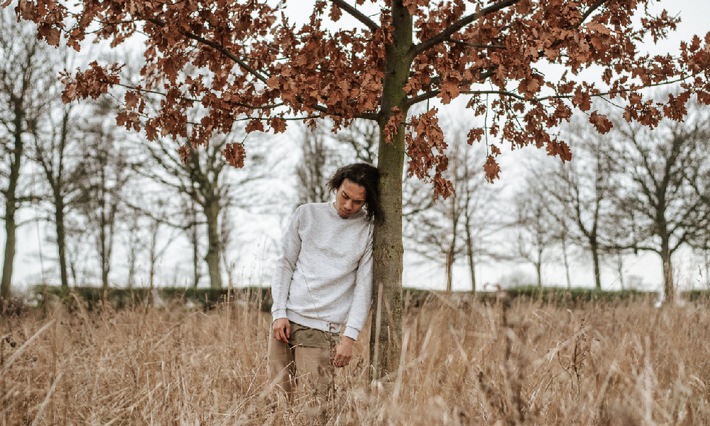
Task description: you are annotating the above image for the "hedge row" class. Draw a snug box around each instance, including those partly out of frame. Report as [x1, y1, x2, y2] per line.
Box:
[29, 285, 710, 312]
[32, 285, 272, 311]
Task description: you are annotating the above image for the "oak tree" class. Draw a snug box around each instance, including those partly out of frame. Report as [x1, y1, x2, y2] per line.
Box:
[11, 0, 709, 378]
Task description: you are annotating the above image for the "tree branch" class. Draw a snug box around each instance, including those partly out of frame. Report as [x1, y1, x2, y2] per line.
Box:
[406, 69, 496, 107]
[115, 83, 284, 111]
[146, 18, 378, 124]
[410, 73, 697, 110]
[411, 0, 521, 58]
[328, 0, 380, 32]
[445, 39, 505, 50]
[460, 89, 527, 101]
[580, 0, 608, 25]
[146, 18, 270, 84]
[181, 31, 270, 84]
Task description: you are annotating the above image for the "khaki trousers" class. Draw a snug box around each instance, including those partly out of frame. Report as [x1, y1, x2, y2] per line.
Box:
[268, 335, 334, 400]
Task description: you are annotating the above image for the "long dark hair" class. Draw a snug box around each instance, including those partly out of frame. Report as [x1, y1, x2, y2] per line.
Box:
[327, 163, 383, 223]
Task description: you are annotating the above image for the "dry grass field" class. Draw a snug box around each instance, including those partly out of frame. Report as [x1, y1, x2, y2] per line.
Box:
[1, 293, 709, 425]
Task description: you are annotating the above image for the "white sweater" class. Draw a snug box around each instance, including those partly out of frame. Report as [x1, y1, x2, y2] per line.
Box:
[271, 202, 374, 340]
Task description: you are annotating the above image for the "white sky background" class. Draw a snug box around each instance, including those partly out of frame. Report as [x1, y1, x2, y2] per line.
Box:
[5, 0, 709, 294]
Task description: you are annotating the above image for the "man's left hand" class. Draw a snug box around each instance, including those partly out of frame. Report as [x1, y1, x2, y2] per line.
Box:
[333, 337, 355, 368]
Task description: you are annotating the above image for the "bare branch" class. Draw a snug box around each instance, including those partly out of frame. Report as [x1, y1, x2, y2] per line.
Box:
[328, 0, 379, 32]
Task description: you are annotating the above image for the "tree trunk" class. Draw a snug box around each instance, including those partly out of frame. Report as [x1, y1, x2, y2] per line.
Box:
[615, 251, 625, 291]
[535, 245, 543, 289]
[189, 201, 200, 288]
[445, 194, 457, 292]
[445, 247, 454, 292]
[55, 196, 69, 289]
[369, 0, 411, 383]
[1, 105, 23, 301]
[100, 213, 110, 289]
[591, 241, 601, 291]
[192, 226, 200, 288]
[126, 244, 137, 289]
[464, 212, 476, 293]
[371, 135, 405, 382]
[1, 202, 16, 300]
[561, 233, 571, 289]
[661, 242, 674, 304]
[535, 261, 542, 289]
[204, 202, 222, 288]
[149, 222, 159, 289]
[466, 241, 476, 293]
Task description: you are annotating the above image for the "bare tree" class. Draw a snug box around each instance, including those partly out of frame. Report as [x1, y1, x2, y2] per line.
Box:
[295, 126, 338, 205]
[133, 128, 270, 288]
[608, 99, 710, 302]
[123, 195, 180, 289]
[456, 148, 505, 293]
[29, 76, 92, 289]
[334, 119, 379, 165]
[686, 149, 710, 289]
[404, 131, 501, 292]
[511, 172, 559, 289]
[539, 117, 619, 290]
[74, 99, 132, 289]
[0, 10, 55, 299]
[124, 207, 142, 288]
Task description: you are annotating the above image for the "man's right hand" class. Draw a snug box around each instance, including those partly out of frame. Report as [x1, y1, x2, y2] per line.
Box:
[272, 318, 291, 343]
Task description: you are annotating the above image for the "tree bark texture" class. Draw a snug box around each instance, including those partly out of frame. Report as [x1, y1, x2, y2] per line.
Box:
[204, 202, 223, 288]
[370, 0, 411, 382]
[661, 242, 674, 304]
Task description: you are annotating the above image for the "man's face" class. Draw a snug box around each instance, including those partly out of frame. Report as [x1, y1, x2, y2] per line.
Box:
[334, 178, 367, 219]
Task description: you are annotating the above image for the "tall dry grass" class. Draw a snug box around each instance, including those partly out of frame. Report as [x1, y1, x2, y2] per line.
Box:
[1, 294, 708, 425]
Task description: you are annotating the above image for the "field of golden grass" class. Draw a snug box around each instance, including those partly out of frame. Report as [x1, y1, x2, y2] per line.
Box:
[2, 294, 708, 425]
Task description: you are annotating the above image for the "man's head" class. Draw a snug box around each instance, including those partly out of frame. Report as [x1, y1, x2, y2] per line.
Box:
[327, 163, 383, 223]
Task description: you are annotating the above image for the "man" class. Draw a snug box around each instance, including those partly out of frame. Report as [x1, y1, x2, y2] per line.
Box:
[269, 163, 383, 400]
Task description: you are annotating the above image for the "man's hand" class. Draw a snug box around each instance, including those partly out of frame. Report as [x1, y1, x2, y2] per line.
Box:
[272, 318, 290, 343]
[333, 336, 355, 368]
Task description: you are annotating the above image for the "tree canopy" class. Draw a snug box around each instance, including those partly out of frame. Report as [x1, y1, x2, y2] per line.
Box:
[13, 0, 709, 188]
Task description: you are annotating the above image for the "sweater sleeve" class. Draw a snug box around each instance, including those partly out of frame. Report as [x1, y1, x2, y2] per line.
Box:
[343, 224, 374, 340]
[271, 207, 302, 321]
